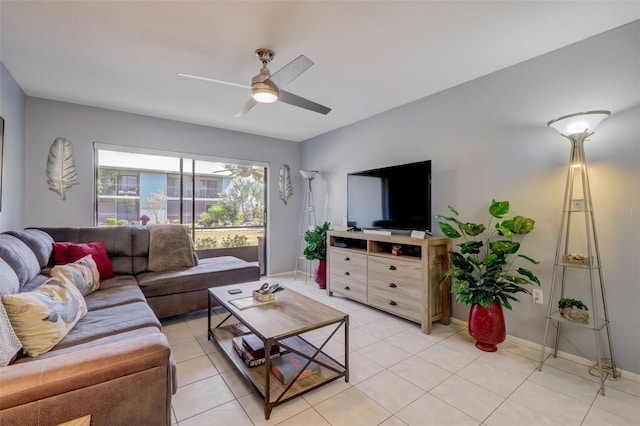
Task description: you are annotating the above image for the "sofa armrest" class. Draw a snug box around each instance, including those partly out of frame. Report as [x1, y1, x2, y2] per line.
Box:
[0, 333, 173, 425]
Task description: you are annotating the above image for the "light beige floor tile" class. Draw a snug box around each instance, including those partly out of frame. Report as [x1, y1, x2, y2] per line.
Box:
[197, 334, 223, 354]
[238, 391, 311, 426]
[171, 407, 177, 425]
[313, 387, 392, 426]
[342, 327, 379, 351]
[184, 315, 210, 340]
[163, 321, 193, 345]
[356, 340, 412, 368]
[175, 355, 219, 387]
[528, 365, 601, 403]
[396, 393, 479, 426]
[340, 351, 386, 384]
[484, 400, 563, 426]
[430, 375, 504, 421]
[508, 381, 590, 425]
[172, 374, 236, 421]
[476, 349, 538, 378]
[207, 349, 236, 373]
[582, 406, 640, 426]
[357, 315, 414, 340]
[540, 356, 599, 383]
[379, 416, 409, 426]
[179, 399, 253, 426]
[457, 359, 527, 397]
[171, 339, 206, 363]
[430, 321, 465, 338]
[389, 355, 452, 391]
[348, 307, 389, 327]
[605, 375, 640, 398]
[591, 385, 640, 423]
[384, 326, 440, 354]
[221, 368, 253, 398]
[499, 339, 545, 361]
[312, 336, 346, 359]
[275, 407, 331, 426]
[415, 342, 481, 373]
[439, 331, 478, 353]
[302, 377, 352, 406]
[355, 370, 425, 413]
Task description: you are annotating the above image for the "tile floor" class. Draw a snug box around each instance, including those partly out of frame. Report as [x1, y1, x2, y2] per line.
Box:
[162, 274, 640, 425]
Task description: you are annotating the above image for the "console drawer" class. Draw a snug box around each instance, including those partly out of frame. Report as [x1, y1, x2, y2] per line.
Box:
[329, 275, 367, 302]
[368, 256, 422, 291]
[367, 287, 422, 322]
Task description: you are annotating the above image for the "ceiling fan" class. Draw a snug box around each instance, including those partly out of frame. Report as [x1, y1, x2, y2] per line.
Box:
[178, 48, 331, 118]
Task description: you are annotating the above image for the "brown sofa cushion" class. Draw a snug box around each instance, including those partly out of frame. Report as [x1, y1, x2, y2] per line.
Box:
[53, 302, 161, 350]
[35, 226, 150, 275]
[84, 283, 146, 311]
[0, 235, 41, 288]
[5, 230, 54, 269]
[137, 256, 259, 297]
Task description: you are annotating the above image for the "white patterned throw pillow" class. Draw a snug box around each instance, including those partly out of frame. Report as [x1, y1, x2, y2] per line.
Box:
[0, 301, 22, 366]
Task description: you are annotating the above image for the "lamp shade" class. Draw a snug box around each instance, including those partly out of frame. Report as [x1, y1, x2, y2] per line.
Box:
[299, 170, 318, 180]
[547, 110, 610, 136]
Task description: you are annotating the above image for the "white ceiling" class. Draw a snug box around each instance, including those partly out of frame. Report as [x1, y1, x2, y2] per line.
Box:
[1, 1, 638, 142]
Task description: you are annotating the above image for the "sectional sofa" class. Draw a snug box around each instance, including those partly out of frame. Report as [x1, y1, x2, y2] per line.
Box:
[0, 225, 260, 425]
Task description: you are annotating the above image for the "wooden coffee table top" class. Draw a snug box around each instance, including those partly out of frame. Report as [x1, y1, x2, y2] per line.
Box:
[209, 281, 347, 340]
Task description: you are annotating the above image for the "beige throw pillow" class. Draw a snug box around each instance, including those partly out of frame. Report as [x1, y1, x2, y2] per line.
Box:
[51, 254, 101, 296]
[147, 224, 196, 272]
[2, 276, 88, 357]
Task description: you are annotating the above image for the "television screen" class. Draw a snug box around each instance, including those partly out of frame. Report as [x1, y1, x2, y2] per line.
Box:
[347, 160, 432, 232]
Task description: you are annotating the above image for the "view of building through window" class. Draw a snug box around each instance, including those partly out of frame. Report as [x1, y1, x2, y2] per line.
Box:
[96, 148, 265, 250]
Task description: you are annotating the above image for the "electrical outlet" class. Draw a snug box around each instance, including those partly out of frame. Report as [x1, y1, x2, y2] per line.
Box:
[532, 288, 543, 304]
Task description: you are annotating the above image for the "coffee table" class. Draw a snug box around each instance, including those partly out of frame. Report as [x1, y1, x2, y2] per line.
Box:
[207, 281, 349, 420]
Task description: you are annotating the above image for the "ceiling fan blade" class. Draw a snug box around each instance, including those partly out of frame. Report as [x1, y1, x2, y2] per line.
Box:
[235, 98, 258, 118]
[278, 90, 331, 115]
[267, 55, 314, 89]
[177, 72, 251, 89]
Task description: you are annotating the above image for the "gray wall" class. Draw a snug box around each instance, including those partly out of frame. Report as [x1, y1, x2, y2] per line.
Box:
[0, 63, 26, 232]
[23, 98, 303, 275]
[301, 22, 640, 374]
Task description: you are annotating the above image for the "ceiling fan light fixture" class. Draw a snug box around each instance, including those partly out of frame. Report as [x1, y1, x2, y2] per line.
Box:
[251, 82, 279, 103]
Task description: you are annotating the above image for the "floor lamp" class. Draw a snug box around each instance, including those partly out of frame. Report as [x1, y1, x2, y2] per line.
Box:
[538, 110, 619, 395]
[295, 170, 318, 281]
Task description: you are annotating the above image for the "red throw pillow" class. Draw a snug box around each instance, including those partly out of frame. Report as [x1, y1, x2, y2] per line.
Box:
[53, 242, 74, 265]
[67, 241, 114, 279]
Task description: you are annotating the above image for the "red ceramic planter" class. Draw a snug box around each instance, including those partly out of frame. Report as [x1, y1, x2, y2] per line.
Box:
[468, 301, 506, 352]
[314, 259, 327, 289]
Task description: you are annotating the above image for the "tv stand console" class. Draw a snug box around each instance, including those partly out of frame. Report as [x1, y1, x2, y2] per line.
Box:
[327, 231, 451, 334]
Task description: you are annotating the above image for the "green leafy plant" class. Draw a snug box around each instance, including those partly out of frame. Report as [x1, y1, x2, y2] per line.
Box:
[438, 200, 541, 309]
[303, 222, 331, 261]
[558, 298, 588, 310]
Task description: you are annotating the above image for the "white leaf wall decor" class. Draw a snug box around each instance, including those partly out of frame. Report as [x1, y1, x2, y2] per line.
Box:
[278, 164, 293, 205]
[46, 137, 79, 200]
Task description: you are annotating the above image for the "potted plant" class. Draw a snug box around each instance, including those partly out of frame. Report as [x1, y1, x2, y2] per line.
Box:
[303, 221, 331, 289]
[558, 298, 589, 324]
[438, 200, 540, 352]
[139, 214, 150, 226]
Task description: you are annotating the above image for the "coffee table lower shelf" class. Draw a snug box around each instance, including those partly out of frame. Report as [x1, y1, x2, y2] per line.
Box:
[209, 324, 348, 419]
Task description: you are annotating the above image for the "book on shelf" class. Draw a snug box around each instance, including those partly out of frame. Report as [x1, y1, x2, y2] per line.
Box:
[242, 333, 280, 359]
[231, 337, 282, 368]
[270, 352, 321, 385]
[230, 322, 251, 336]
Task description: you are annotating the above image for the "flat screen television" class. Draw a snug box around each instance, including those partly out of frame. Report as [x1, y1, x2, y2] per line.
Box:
[347, 160, 432, 232]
